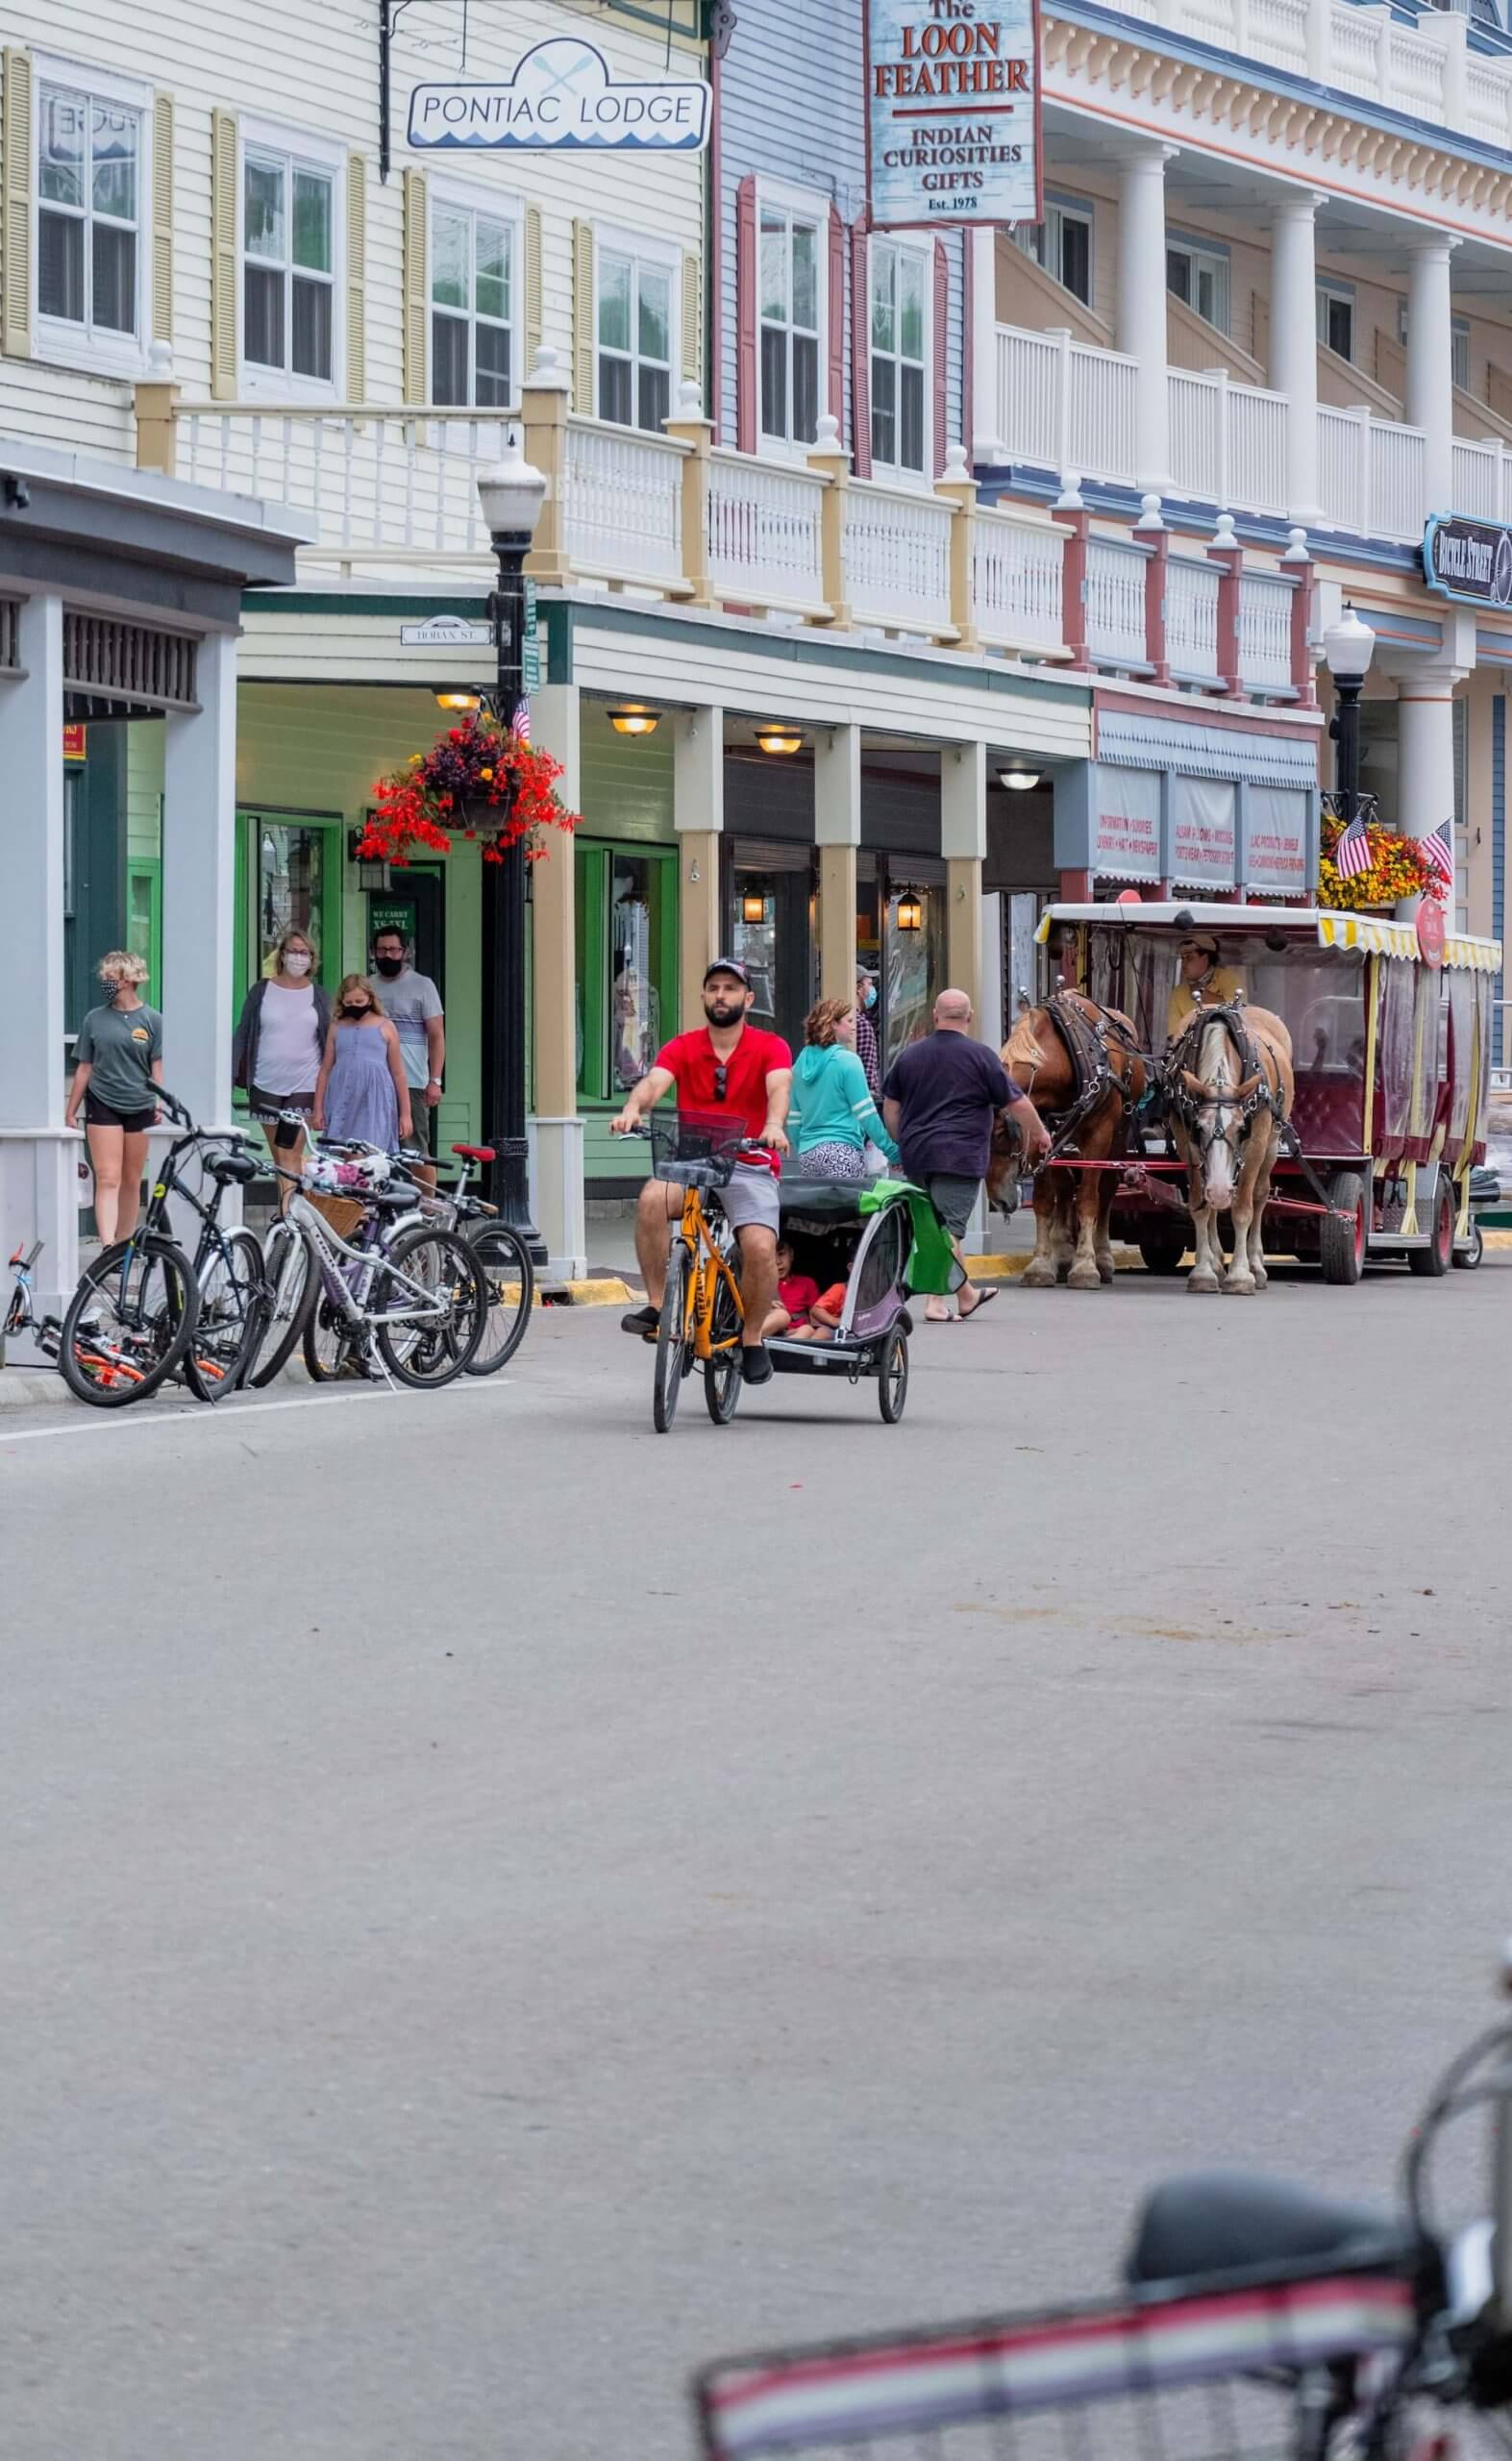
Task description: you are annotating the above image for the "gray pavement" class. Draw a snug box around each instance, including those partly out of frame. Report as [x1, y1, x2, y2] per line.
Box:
[2, 1265, 1509, 2459]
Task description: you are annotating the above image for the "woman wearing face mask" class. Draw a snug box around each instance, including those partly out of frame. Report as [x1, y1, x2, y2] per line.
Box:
[312, 976, 411, 1154]
[233, 930, 334, 1194]
[64, 950, 164, 1245]
[854, 966, 881, 1097]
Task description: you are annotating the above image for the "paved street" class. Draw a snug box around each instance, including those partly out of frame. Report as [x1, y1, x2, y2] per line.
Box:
[3, 1267, 1508, 2460]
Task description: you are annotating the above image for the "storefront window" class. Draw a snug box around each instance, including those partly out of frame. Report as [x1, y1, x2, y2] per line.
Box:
[609, 855, 662, 1091]
[576, 842, 676, 1101]
[884, 884, 944, 1064]
[258, 822, 326, 975]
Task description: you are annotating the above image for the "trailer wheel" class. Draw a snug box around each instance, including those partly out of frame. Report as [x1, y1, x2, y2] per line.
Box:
[1408, 1179, 1454, 1280]
[1136, 1227, 1188, 1276]
[1452, 1218, 1484, 1272]
[1319, 1170, 1367, 1286]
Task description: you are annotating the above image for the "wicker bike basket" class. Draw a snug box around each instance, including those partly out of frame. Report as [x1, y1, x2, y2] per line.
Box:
[305, 1191, 367, 1241]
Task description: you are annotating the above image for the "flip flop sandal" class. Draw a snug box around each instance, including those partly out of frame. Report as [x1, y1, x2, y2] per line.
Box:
[957, 1287, 1000, 1321]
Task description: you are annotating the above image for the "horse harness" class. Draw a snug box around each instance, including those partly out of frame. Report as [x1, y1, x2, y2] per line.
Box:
[1161, 1000, 1281, 1177]
[1029, 993, 1138, 1173]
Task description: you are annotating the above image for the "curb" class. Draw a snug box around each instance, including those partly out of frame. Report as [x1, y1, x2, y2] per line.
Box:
[539, 1278, 633, 1306]
[963, 1248, 1147, 1280]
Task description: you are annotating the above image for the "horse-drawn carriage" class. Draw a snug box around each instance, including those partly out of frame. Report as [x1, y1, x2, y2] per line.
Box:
[1013, 902, 1500, 1288]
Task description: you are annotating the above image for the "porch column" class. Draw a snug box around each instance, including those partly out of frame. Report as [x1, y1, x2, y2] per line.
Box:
[161, 627, 237, 1134]
[969, 229, 1004, 462]
[814, 723, 860, 1007]
[1406, 239, 1457, 520]
[0, 590, 78, 1316]
[1270, 192, 1324, 528]
[674, 708, 724, 1032]
[941, 741, 987, 1020]
[529, 683, 584, 1280]
[1394, 659, 1467, 916]
[1116, 144, 1175, 495]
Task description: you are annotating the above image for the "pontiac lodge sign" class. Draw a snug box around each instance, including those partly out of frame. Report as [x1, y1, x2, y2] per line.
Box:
[865, 0, 1043, 230]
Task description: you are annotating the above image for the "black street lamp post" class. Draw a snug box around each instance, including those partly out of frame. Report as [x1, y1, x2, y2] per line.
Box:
[1323, 602, 1377, 827]
[477, 450, 548, 1265]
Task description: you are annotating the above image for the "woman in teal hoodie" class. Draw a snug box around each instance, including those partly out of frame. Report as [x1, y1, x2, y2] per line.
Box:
[787, 997, 901, 1181]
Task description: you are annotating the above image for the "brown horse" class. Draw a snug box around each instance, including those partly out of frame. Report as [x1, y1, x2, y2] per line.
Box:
[987, 993, 1147, 1290]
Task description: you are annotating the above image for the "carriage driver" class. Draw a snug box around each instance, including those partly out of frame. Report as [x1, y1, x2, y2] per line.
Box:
[1165, 932, 1245, 1042]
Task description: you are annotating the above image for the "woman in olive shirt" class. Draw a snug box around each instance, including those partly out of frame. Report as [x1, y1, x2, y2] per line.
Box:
[64, 951, 164, 1245]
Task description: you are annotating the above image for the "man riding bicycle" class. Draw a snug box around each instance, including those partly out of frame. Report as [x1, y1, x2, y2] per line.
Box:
[611, 958, 791, 1385]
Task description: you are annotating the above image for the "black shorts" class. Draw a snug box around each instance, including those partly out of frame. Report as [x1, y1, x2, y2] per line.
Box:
[84, 1091, 158, 1133]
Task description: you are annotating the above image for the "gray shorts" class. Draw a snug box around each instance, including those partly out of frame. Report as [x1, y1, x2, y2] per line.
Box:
[924, 1172, 980, 1238]
[714, 1162, 781, 1237]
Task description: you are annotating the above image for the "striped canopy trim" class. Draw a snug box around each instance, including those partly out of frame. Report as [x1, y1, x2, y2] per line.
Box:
[700, 2274, 1418, 2458]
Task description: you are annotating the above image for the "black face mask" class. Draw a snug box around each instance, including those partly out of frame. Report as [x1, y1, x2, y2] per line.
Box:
[373, 956, 405, 979]
[341, 1002, 372, 1019]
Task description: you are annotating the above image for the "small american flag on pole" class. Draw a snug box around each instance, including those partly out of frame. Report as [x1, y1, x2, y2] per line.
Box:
[1333, 808, 1374, 881]
[511, 698, 531, 743]
[1422, 820, 1453, 883]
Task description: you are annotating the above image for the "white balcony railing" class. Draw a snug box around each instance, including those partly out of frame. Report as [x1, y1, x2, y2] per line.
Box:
[843, 480, 954, 634]
[1238, 572, 1294, 694]
[1316, 406, 1425, 543]
[561, 417, 686, 587]
[176, 405, 515, 554]
[1085, 537, 1149, 668]
[1450, 436, 1512, 527]
[1166, 556, 1221, 684]
[996, 327, 1139, 488]
[972, 505, 1064, 654]
[706, 451, 827, 609]
[1168, 369, 1288, 518]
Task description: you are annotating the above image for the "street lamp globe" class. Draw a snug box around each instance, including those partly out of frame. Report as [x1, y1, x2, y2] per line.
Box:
[476, 442, 547, 543]
[1323, 603, 1376, 684]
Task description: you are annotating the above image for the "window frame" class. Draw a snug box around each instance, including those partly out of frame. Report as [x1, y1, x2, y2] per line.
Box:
[1166, 231, 1230, 336]
[574, 837, 679, 1106]
[1316, 278, 1355, 365]
[1014, 191, 1094, 309]
[754, 176, 829, 459]
[867, 232, 932, 485]
[593, 219, 680, 436]
[237, 115, 346, 401]
[427, 173, 524, 411]
[32, 52, 150, 376]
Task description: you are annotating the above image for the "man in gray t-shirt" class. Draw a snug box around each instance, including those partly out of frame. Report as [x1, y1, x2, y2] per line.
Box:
[369, 927, 444, 1181]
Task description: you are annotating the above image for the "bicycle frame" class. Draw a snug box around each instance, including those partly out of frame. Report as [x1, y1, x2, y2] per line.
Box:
[286, 1189, 451, 1330]
[675, 1185, 745, 1363]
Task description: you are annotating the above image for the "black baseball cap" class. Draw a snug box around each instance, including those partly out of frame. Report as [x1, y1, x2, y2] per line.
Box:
[703, 957, 752, 987]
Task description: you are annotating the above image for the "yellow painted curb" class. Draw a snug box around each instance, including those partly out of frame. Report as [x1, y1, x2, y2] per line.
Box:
[1483, 1230, 1512, 1250]
[537, 1278, 634, 1306]
[963, 1247, 1150, 1280]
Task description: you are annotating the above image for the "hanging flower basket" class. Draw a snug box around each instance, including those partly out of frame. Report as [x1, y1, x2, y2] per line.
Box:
[1318, 808, 1444, 915]
[359, 713, 580, 868]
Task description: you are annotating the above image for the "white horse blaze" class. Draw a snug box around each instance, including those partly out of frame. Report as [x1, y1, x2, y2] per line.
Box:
[1198, 1020, 1239, 1209]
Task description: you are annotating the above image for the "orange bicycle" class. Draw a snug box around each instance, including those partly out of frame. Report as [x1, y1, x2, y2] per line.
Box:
[642, 1112, 767, 1433]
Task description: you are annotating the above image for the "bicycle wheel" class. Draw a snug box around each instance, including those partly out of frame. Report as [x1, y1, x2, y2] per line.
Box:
[247, 1217, 317, 1387]
[653, 1243, 693, 1433]
[303, 1283, 360, 1381]
[184, 1226, 264, 1403]
[464, 1222, 534, 1376]
[376, 1228, 487, 1388]
[59, 1235, 198, 1407]
[704, 1265, 743, 1427]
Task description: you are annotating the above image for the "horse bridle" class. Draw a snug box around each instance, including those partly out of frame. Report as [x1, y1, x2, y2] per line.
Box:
[1162, 1000, 1281, 1173]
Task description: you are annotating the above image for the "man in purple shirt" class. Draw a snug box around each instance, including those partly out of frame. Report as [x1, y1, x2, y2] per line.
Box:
[882, 987, 1051, 1321]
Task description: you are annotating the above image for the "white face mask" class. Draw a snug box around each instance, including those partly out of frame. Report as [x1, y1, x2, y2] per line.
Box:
[283, 953, 313, 977]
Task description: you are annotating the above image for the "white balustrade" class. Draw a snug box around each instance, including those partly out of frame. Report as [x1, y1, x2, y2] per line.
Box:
[1147, 0, 1512, 141]
[1166, 556, 1221, 684]
[1247, 0, 1310, 75]
[561, 417, 684, 587]
[1367, 419, 1426, 543]
[178, 406, 515, 554]
[843, 482, 953, 633]
[1451, 437, 1501, 523]
[995, 326, 1138, 488]
[1316, 407, 1425, 542]
[1237, 572, 1294, 693]
[1168, 370, 1288, 519]
[1085, 537, 1148, 668]
[706, 451, 826, 609]
[971, 506, 1064, 653]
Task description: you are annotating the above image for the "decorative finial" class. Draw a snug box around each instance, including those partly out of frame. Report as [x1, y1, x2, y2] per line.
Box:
[1135, 491, 1165, 534]
[1282, 525, 1310, 564]
[1053, 470, 1085, 511]
[1213, 512, 1238, 549]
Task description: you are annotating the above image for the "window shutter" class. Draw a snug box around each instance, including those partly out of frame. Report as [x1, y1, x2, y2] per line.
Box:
[344, 154, 366, 400]
[210, 108, 237, 398]
[850, 218, 871, 480]
[524, 203, 543, 378]
[828, 206, 846, 435]
[932, 237, 949, 477]
[571, 218, 594, 412]
[1, 47, 34, 359]
[682, 248, 702, 396]
[151, 91, 174, 347]
[402, 167, 427, 405]
[735, 173, 756, 454]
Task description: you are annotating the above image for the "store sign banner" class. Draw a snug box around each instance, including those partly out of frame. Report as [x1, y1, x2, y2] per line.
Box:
[1092, 769, 1161, 882]
[1244, 790, 1309, 896]
[409, 37, 711, 153]
[1171, 776, 1237, 889]
[1424, 513, 1512, 609]
[866, 0, 1042, 229]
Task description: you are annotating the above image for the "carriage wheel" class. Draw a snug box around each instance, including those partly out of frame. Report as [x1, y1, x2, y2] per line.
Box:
[878, 1328, 908, 1424]
[1408, 1179, 1454, 1279]
[1319, 1170, 1366, 1286]
[1452, 1218, 1483, 1272]
[1137, 1226, 1188, 1277]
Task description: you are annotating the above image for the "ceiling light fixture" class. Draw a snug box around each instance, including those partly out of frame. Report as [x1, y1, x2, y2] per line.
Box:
[999, 763, 1041, 792]
[607, 706, 660, 737]
[434, 688, 482, 713]
[756, 723, 804, 756]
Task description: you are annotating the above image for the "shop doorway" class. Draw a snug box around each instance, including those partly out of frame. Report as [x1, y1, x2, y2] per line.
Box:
[727, 842, 815, 1049]
[368, 870, 445, 996]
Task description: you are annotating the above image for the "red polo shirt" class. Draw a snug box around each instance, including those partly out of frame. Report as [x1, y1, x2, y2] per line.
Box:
[656, 1024, 792, 1145]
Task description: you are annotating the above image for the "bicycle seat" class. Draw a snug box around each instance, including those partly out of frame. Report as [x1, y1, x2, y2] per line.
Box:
[452, 1143, 497, 1163]
[205, 1150, 260, 1186]
[1126, 2172, 1420, 2286]
[367, 1187, 419, 1210]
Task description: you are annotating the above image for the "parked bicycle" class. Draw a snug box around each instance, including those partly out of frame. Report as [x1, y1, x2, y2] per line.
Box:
[58, 1091, 264, 1407]
[4, 1240, 59, 1367]
[386, 1138, 534, 1377]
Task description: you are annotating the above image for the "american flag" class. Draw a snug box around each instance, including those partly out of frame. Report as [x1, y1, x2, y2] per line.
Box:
[1334, 808, 1374, 881]
[511, 698, 531, 743]
[1422, 820, 1453, 883]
